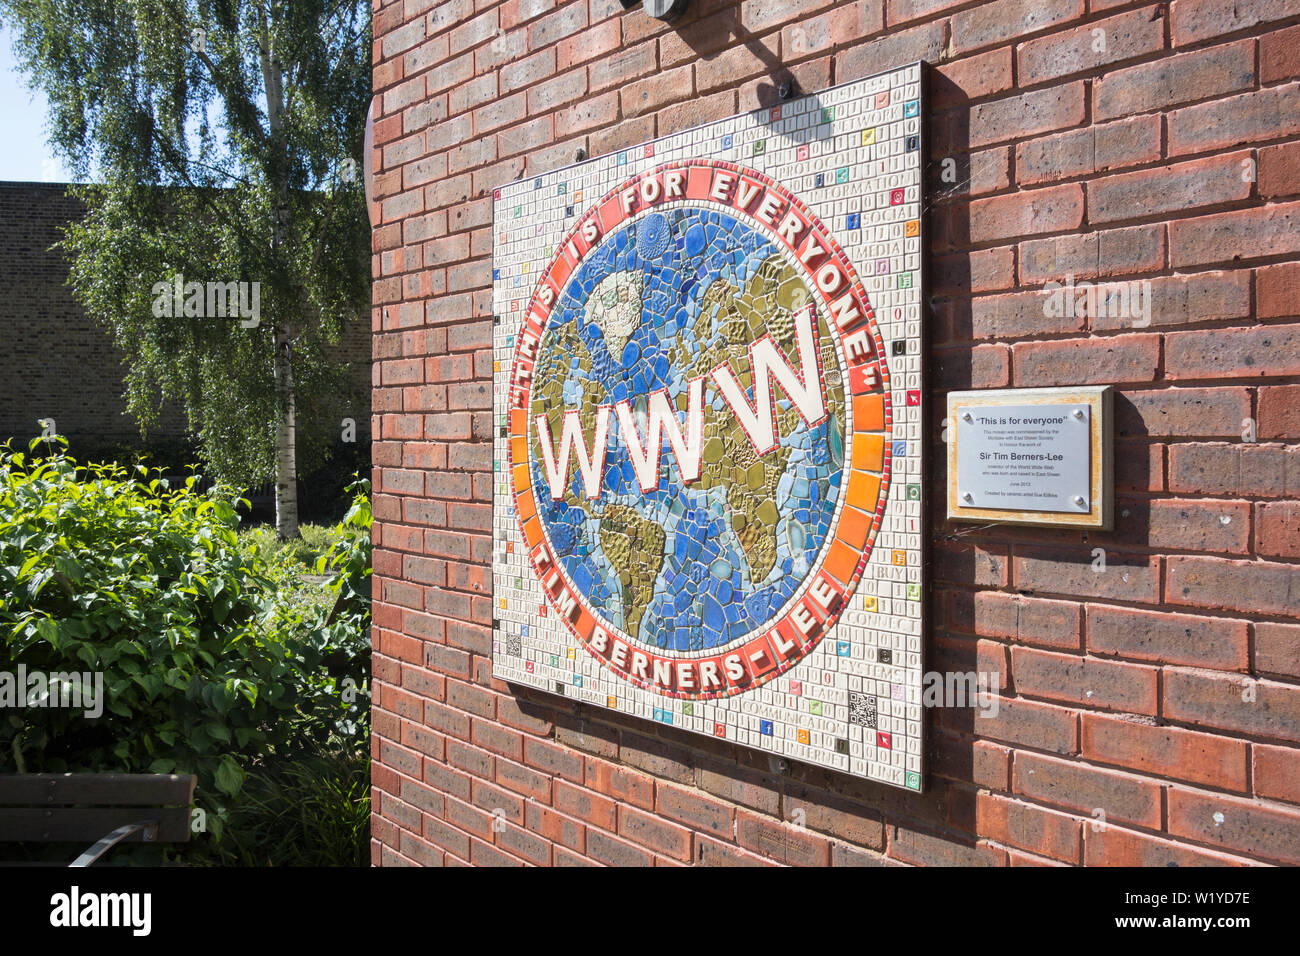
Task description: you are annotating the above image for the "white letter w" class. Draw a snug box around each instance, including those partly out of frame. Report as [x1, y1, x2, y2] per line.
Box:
[534, 408, 610, 499]
[710, 304, 827, 455]
[613, 378, 706, 493]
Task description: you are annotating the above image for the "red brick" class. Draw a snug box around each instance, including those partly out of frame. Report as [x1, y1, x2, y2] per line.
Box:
[932, 48, 1014, 108]
[782, 0, 885, 59]
[1013, 335, 1160, 387]
[949, 592, 1082, 650]
[782, 784, 886, 848]
[1259, 140, 1300, 199]
[837, 19, 945, 82]
[1171, 201, 1300, 268]
[1164, 668, 1300, 743]
[1094, 38, 1254, 120]
[970, 791, 1082, 863]
[736, 810, 832, 866]
[1256, 622, 1300, 679]
[554, 90, 618, 137]
[1254, 744, 1300, 804]
[1169, 83, 1300, 158]
[585, 757, 656, 811]
[1012, 648, 1158, 714]
[889, 824, 1007, 866]
[1017, 6, 1166, 86]
[832, 843, 905, 866]
[1258, 382, 1300, 439]
[658, 10, 739, 67]
[1169, 0, 1300, 48]
[1142, 497, 1251, 553]
[1019, 224, 1165, 284]
[618, 805, 693, 861]
[522, 737, 584, 783]
[621, 64, 693, 119]
[1085, 823, 1254, 865]
[556, 18, 619, 71]
[931, 735, 1011, 790]
[1013, 752, 1161, 828]
[1013, 546, 1160, 603]
[933, 344, 1011, 389]
[1016, 115, 1161, 186]
[695, 759, 782, 815]
[934, 541, 1009, 588]
[1081, 712, 1249, 789]
[1261, 23, 1300, 83]
[693, 834, 776, 866]
[1118, 386, 1250, 438]
[1087, 604, 1248, 671]
[554, 780, 617, 831]
[1259, 262, 1300, 320]
[1169, 443, 1300, 497]
[966, 84, 1087, 150]
[1168, 323, 1300, 380]
[657, 88, 737, 138]
[1168, 554, 1300, 618]
[964, 289, 1085, 340]
[655, 781, 735, 837]
[951, 0, 1085, 55]
[932, 246, 1016, 296]
[525, 801, 585, 851]
[586, 828, 655, 866]
[1089, 151, 1253, 226]
[1257, 501, 1300, 558]
[695, 36, 779, 94]
[1168, 787, 1300, 865]
[940, 694, 1078, 755]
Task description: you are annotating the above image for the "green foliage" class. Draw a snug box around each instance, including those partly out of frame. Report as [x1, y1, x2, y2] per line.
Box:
[0, 439, 370, 864]
[0, 0, 372, 494]
[209, 751, 370, 867]
[238, 520, 351, 570]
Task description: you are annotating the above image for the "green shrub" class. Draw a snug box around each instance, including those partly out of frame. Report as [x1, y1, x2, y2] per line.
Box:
[0, 439, 370, 863]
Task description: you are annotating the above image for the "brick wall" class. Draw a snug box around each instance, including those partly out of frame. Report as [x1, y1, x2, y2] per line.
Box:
[0, 181, 373, 466]
[370, 0, 1300, 866]
[0, 182, 189, 451]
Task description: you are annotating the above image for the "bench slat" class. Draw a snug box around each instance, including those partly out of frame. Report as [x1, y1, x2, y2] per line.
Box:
[0, 807, 191, 843]
[0, 774, 195, 807]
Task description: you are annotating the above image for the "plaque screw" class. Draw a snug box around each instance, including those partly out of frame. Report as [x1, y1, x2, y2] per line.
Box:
[1072, 409, 1084, 419]
[962, 412, 973, 422]
[962, 492, 973, 503]
[1074, 496, 1087, 507]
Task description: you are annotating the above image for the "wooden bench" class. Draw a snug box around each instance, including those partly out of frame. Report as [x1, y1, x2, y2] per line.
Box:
[0, 773, 196, 866]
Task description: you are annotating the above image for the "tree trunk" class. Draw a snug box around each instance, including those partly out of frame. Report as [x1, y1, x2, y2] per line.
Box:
[273, 321, 300, 540]
[261, 4, 298, 540]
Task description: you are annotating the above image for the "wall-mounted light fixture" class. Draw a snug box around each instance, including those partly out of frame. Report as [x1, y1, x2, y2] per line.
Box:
[619, 0, 691, 23]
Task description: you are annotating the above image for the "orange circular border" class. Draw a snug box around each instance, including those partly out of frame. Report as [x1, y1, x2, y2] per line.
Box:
[504, 160, 893, 700]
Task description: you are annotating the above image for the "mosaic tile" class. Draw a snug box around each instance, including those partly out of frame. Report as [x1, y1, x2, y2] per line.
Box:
[492, 62, 926, 790]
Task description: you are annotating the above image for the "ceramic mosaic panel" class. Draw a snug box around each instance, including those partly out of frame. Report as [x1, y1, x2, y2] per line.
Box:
[491, 63, 925, 790]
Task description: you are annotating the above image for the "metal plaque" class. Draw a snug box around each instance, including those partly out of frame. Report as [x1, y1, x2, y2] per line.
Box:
[956, 403, 1091, 513]
[947, 386, 1113, 529]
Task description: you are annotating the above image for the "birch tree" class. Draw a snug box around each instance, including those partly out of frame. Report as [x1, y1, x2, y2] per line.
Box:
[3, 0, 372, 538]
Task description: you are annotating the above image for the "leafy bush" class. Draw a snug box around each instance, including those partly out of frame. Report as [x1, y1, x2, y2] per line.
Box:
[0, 439, 370, 864]
[237, 521, 351, 571]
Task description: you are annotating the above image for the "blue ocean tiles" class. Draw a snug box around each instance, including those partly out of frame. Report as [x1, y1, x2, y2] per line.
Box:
[528, 206, 846, 654]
